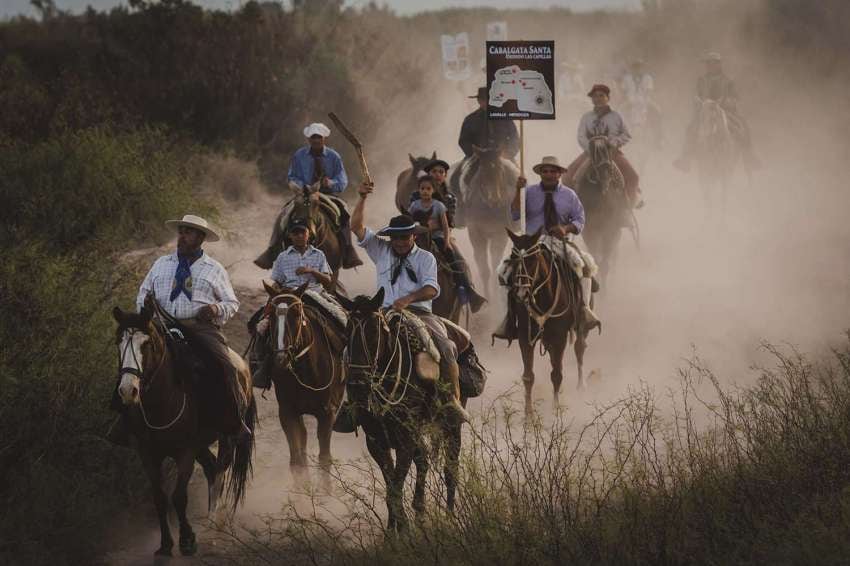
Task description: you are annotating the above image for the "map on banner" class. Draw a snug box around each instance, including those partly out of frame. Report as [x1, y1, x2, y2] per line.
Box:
[489, 65, 554, 115]
[486, 40, 555, 120]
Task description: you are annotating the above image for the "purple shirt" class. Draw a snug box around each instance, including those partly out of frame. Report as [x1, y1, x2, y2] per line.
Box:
[511, 182, 585, 235]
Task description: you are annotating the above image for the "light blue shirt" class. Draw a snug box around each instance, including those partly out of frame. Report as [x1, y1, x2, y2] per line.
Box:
[357, 228, 440, 312]
[287, 146, 348, 193]
[512, 182, 586, 236]
[271, 245, 331, 290]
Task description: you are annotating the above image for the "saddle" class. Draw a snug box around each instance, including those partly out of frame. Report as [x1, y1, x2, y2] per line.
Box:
[278, 193, 343, 235]
[574, 156, 625, 191]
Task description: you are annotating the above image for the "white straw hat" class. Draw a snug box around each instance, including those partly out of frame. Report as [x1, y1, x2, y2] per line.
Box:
[164, 214, 220, 242]
[303, 123, 331, 138]
[532, 156, 567, 175]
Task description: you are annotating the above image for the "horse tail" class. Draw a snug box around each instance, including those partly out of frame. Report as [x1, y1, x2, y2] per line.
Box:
[226, 394, 257, 510]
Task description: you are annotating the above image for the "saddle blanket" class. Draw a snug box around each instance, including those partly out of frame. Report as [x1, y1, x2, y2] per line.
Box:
[302, 289, 348, 328]
[277, 193, 343, 233]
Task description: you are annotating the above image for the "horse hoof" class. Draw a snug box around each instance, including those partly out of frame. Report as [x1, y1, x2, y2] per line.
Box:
[180, 533, 198, 556]
[154, 547, 172, 557]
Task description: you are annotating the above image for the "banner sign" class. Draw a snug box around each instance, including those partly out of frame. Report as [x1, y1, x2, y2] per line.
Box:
[486, 40, 555, 120]
[441, 33, 471, 81]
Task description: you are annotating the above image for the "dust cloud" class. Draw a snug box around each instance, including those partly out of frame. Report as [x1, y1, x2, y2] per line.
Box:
[104, 2, 850, 561]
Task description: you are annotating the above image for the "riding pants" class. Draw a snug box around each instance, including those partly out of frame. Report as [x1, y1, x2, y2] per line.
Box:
[411, 310, 461, 399]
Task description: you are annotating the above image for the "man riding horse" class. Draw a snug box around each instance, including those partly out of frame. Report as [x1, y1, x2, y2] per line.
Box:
[494, 157, 601, 341]
[674, 52, 759, 172]
[108, 214, 251, 445]
[333, 182, 471, 432]
[255, 122, 362, 270]
[250, 217, 337, 388]
[564, 83, 643, 208]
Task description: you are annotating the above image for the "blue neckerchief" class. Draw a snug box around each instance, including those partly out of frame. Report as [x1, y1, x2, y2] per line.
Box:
[170, 249, 203, 302]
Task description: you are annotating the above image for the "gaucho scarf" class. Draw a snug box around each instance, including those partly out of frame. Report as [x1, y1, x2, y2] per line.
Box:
[390, 250, 418, 285]
[170, 248, 204, 301]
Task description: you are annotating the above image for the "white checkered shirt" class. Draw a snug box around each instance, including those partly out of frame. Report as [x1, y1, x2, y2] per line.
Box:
[136, 252, 239, 325]
[271, 245, 331, 290]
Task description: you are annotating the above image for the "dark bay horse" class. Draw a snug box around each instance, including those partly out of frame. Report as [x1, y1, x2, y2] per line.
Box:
[338, 290, 461, 531]
[573, 135, 629, 284]
[113, 296, 256, 557]
[451, 146, 520, 294]
[261, 281, 346, 479]
[504, 230, 588, 414]
[289, 185, 343, 288]
[395, 151, 437, 213]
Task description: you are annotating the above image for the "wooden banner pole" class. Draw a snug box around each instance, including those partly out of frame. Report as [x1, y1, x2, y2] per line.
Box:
[519, 120, 526, 234]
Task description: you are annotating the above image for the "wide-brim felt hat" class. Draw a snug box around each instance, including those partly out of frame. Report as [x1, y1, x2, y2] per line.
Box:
[587, 83, 611, 97]
[377, 214, 428, 237]
[532, 156, 567, 175]
[165, 214, 220, 242]
[424, 159, 450, 172]
[468, 86, 488, 100]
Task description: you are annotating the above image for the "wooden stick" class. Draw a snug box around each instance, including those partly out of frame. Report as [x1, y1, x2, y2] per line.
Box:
[519, 120, 526, 234]
[327, 112, 372, 185]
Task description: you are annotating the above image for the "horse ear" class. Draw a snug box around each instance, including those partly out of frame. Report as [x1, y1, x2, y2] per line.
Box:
[431, 151, 437, 160]
[529, 229, 543, 244]
[408, 153, 416, 166]
[505, 228, 519, 245]
[371, 287, 385, 309]
[262, 279, 280, 297]
[336, 294, 355, 311]
[295, 282, 309, 296]
[112, 306, 124, 323]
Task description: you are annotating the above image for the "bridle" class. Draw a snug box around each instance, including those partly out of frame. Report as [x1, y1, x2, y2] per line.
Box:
[346, 309, 415, 411]
[269, 292, 336, 392]
[117, 323, 187, 431]
[508, 242, 571, 344]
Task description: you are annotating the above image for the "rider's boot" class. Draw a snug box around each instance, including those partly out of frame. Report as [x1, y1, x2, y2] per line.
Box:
[250, 326, 272, 389]
[332, 400, 357, 433]
[337, 211, 363, 269]
[440, 364, 470, 424]
[492, 302, 517, 342]
[452, 260, 487, 313]
[580, 276, 602, 334]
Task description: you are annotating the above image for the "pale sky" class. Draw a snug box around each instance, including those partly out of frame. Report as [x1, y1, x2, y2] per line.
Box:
[1, 0, 640, 19]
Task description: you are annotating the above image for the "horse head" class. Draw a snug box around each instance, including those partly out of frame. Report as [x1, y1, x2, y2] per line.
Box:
[338, 288, 388, 375]
[408, 151, 437, 176]
[263, 282, 311, 360]
[505, 229, 546, 304]
[469, 145, 512, 209]
[112, 294, 165, 405]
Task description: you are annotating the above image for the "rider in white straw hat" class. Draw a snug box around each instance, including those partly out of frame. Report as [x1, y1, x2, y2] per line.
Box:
[108, 213, 251, 446]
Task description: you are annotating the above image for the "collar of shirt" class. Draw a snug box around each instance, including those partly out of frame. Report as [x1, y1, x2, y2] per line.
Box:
[284, 244, 319, 256]
[529, 182, 567, 193]
[166, 252, 214, 267]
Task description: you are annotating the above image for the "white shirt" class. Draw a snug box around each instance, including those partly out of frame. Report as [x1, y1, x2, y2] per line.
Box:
[271, 245, 331, 291]
[136, 252, 239, 325]
[577, 108, 632, 151]
[357, 228, 440, 312]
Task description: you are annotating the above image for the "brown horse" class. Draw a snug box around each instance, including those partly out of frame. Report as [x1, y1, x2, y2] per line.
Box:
[395, 151, 437, 213]
[113, 296, 256, 557]
[261, 281, 346, 479]
[289, 186, 344, 288]
[451, 146, 520, 294]
[573, 135, 629, 285]
[338, 289, 462, 531]
[504, 230, 588, 415]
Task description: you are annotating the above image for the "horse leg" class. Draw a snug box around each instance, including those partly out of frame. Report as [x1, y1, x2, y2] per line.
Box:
[173, 450, 198, 556]
[197, 446, 219, 514]
[365, 435, 397, 531]
[444, 416, 462, 512]
[575, 329, 588, 391]
[317, 410, 334, 492]
[279, 406, 307, 480]
[142, 451, 173, 556]
[390, 446, 414, 533]
[547, 334, 566, 408]
[470, 227, 491, 294]
[296, 415, 308, 468]
[412, 444, 429, 519]
[519, 335, 536, 416]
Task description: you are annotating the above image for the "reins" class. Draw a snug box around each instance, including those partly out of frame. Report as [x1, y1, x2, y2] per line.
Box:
[509, 242, 573, 345]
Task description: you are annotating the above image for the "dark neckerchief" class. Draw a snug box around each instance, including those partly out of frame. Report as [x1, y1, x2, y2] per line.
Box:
[541, 184, 560, 231]
[390, 248, 418, 285]
[310, 147, 324, 183]
[170, 248, 203, 302]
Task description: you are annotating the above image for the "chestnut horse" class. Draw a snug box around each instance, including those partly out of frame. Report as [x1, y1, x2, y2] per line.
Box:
[503, 231, 588, 414]
[113, 296, 256, 557]
[261, 281, 346, 479]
